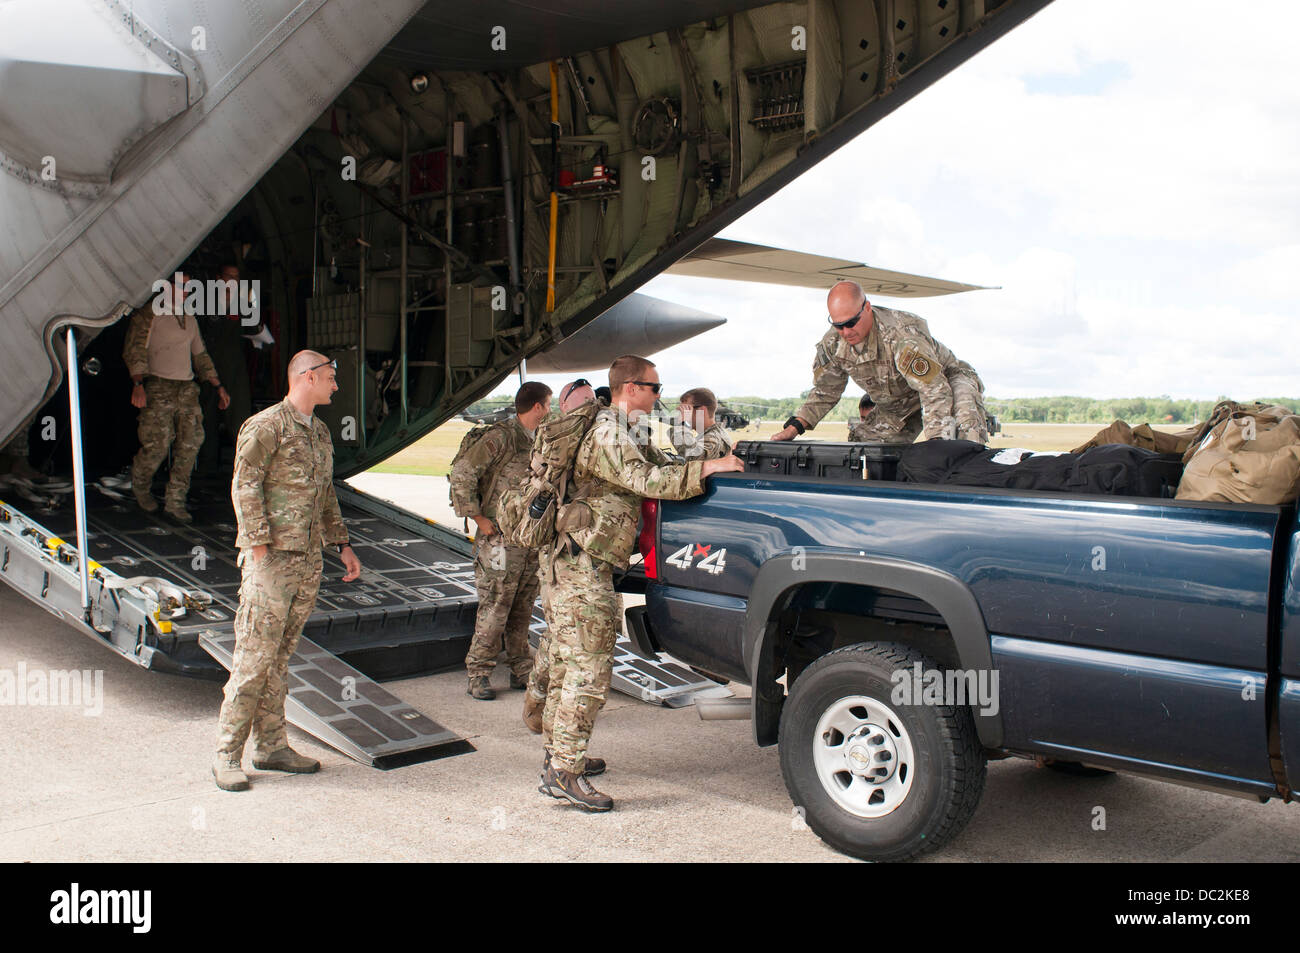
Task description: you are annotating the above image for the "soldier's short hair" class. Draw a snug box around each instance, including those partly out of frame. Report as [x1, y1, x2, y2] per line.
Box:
[679, 387, 717, 414]
[609, 355, 656, 395]
[288, 350, 329, 378]
[515, 381, 552, 414]
[859, 393, 876, 413]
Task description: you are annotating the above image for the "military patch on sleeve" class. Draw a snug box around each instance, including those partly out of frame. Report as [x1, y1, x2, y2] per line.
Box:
[813, 339, 835, 370]
[897, 344, 940, 384]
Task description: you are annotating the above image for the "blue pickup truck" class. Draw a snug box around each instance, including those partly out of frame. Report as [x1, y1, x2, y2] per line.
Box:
[623, 441, 1300, 861]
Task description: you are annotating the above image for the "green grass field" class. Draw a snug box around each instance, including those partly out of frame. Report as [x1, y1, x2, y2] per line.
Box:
[367, 419, 1183, 476]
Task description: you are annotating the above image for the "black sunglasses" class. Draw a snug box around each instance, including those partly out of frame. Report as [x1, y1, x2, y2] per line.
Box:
[298, 358, 337, 375]
[631, 380, 663, 394]
[828, 299, 867, 331]
[561, 378, 591, 401]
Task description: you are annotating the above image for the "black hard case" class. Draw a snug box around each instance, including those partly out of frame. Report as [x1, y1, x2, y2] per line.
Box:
[733, 440, 901, 482]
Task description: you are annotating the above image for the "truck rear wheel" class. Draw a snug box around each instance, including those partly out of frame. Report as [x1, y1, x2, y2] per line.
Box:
[779, 642, 986, 862]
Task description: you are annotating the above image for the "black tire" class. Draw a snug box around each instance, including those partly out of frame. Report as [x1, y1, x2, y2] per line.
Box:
[1043, 760, 1116, 778]
[779, 642, 987, 862]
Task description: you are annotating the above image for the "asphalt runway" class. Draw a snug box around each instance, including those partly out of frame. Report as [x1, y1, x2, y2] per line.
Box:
[3, 584, 1299, 863]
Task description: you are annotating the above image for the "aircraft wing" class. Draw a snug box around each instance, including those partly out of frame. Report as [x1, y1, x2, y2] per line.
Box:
[664, 238, 994, 297]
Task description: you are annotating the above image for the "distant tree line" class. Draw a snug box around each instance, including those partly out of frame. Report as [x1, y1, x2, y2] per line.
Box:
[719, 395, 1300, 425]
[982, 396, 1300, 424]
[473, 394, 1300, 426]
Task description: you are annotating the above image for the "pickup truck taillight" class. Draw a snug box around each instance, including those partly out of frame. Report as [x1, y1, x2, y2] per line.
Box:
[638, 499, 658, 579]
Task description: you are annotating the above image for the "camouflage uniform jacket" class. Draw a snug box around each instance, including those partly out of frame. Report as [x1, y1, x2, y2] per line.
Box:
[670, 421, 732, 460]
[231, 398, 348, 552]
[794, 305, 983, 440]
[565, 407, 705, 570]
[122, 305, 217, 383]
[448, 417, 534, 523]
[847, 418, 872, 442]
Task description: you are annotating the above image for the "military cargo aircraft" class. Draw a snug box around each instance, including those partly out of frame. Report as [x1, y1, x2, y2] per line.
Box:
[0, 0, 1046, 763]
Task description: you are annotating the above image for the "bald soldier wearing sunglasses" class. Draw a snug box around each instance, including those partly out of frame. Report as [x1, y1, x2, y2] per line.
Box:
[773, 280, 989, 445]
[213, 350, 362, 792]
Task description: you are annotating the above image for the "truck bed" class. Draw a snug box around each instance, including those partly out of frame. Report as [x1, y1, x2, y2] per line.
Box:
[644, 441, 1300, 798]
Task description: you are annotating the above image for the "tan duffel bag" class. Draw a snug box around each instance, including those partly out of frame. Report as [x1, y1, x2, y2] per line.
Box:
[1176, 412, 1300, 504]
[1071, 419, 1198, 455]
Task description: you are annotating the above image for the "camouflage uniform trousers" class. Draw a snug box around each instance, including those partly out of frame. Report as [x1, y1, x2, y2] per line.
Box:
[849, 370, 988, 444]
[464, 532, 541, 678]
[131, 377, 204, 507]
[850, 409, 925, 444]
[215, 548, 322, 757]
[530, 545, 625, 746]
[542, 547, 618, 773]
[526, 547, 555, 705]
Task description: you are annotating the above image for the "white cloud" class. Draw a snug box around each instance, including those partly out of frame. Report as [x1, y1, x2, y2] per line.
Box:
[503, 0, 1299, 403]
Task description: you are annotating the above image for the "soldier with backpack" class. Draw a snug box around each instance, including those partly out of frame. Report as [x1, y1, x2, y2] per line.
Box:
[449, 381, 553, 700]
[521, 378, 596, 734]
[528, 356, 743, 811]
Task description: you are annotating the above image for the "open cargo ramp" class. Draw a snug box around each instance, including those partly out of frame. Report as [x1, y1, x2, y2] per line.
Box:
[199, 631, 472, 768]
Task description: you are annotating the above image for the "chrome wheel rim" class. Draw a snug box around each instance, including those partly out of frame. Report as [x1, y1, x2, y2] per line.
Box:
[812, 695, 916, 818]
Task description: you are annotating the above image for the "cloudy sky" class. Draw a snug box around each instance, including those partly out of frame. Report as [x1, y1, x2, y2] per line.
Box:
[505, 0, 1298, 403]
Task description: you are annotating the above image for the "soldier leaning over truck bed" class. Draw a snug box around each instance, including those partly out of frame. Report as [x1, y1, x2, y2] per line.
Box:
[772, 279, 988, 446]
[450, 381, 553, 701]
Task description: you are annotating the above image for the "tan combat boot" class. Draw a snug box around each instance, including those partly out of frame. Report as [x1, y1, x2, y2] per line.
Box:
[134, 487, 159, 513]
[509, 671, 528, 690]
[163, 501, 193, 524]
[467, 675, 496, 700]
[252, 747, 320, 773]
[522, 692, 544, 733]
[538, 757, 613, 812]
[212, 754, 249, 791]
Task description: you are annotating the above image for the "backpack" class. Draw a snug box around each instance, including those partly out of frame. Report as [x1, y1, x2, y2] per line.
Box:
[497, 399, 601, 549]
[447, 420, 514, 512]
[450, 423, 493, 470]
[1176, 410, 1300, 504]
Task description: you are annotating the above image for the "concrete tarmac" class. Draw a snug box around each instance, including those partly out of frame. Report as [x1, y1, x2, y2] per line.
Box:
[3, 584, 1299, 862]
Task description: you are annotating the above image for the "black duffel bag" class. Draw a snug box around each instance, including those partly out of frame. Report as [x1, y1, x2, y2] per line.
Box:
[898, 440, 1182, 498]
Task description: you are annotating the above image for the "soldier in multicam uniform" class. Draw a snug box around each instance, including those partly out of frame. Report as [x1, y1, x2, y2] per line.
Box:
[670, 387, 733, 460]
[123, 271, 230, 522]
[450, 381, 553, 700]
[212, 350, 362, 792]
[523, 378, 595, 734]
[773, 280, 988, 445]
[847, 393, 876, 442]
[538, 356, 743, 811]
